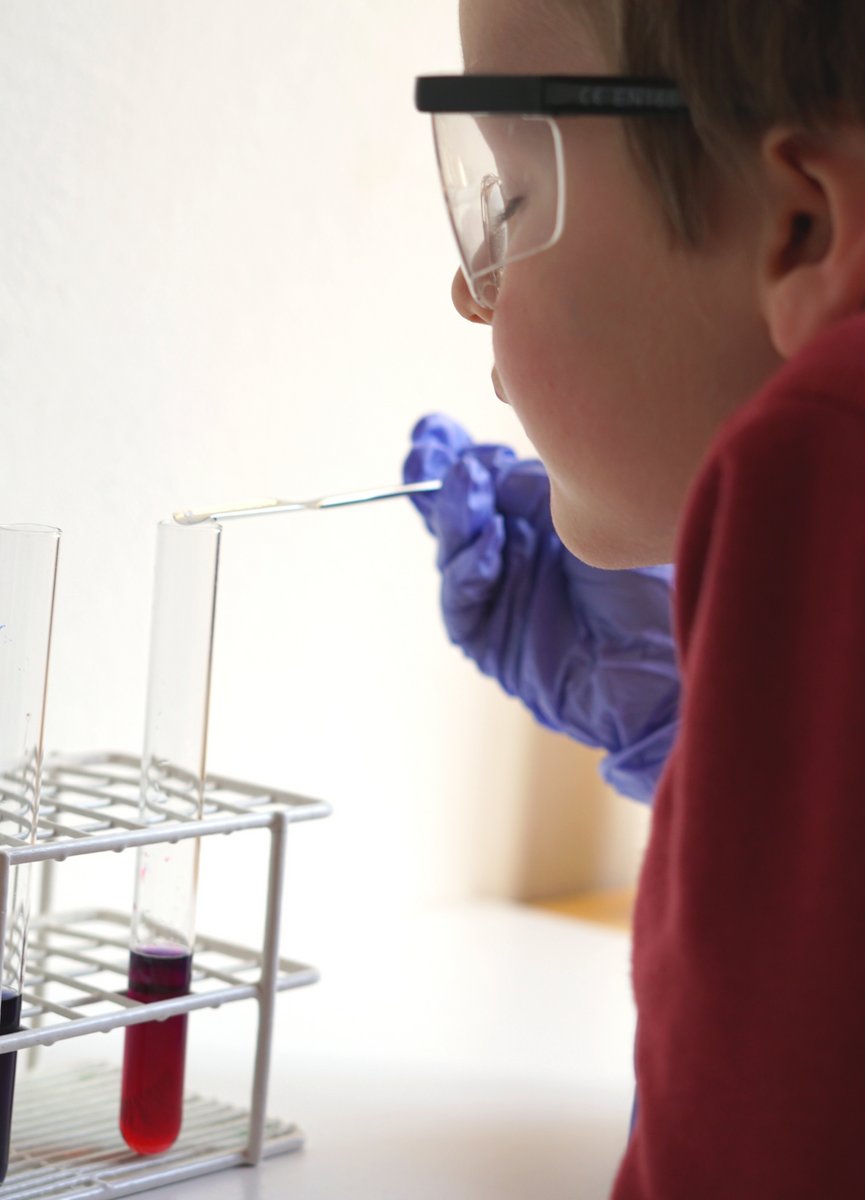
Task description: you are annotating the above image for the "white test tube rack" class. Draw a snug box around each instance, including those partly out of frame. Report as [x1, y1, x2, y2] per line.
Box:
[0, 750, 330, 1199]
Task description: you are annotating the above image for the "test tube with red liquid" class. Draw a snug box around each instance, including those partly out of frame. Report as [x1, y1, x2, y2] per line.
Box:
[0, 525, 60, 1181]
[120, 520, 221, 1155]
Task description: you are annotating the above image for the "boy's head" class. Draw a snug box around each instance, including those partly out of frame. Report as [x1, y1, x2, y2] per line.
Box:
[423, 0, 865, 568]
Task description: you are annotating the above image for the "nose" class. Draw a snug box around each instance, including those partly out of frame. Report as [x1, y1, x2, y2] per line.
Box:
[451, 268, 493, 325]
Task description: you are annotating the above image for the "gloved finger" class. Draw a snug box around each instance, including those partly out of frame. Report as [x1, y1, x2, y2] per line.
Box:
[410, 413, 474, 456]
[407, 441, 522, 526]
[490, 458, 553, 523]
[461, 442, 519, 482]
[440, 514, 506, 644]
[404, 414, 475, 523]
[563, 555, 675, 644]
[403, 442, 458, 525]
[430, 455, 497, 566]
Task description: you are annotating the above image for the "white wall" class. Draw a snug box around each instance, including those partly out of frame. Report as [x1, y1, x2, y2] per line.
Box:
[0, 2, 649, 951]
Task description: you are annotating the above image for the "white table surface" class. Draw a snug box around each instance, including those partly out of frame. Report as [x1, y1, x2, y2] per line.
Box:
[48, 900, 637, 1200]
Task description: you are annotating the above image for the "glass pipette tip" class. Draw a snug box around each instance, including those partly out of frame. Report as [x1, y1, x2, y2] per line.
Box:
[172, 479, 443, 525]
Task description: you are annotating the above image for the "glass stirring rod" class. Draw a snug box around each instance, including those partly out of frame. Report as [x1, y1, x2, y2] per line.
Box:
[172, 479, 443, 525]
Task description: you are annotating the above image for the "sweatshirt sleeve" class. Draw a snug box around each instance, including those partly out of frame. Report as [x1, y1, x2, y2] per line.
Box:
[612, 390, 865, 1199]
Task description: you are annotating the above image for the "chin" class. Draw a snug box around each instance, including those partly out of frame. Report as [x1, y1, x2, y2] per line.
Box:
[561, 537, 644, 570]
[550, 495, 672, 569]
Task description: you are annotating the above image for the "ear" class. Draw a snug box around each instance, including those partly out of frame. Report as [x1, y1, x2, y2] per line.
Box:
[760, 125, 865, 358]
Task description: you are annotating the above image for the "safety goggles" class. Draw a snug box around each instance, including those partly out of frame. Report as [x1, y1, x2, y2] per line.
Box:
[415, 75, 689, 309]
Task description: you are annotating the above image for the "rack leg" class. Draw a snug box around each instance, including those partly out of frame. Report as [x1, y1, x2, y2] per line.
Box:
[25, 859, 56, 1072]
[244, 812, 289, 1164]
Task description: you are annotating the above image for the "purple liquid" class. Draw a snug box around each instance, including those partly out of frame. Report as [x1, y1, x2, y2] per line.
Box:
[0, 988, 22, 1183]
[120, 947, 192, 1155]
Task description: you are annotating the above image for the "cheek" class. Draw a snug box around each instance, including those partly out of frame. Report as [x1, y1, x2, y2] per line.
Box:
[491, 309, 547, 424]
[489, 204, 628, 436]
[489, 267, 680, 565]
[491, 282, 601, 458]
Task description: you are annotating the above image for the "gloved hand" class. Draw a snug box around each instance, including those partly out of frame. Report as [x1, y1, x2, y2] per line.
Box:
[403, 413, 680, 804]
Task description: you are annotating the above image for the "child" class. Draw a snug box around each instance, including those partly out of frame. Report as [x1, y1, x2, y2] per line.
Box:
[407, 0, 865, 1195]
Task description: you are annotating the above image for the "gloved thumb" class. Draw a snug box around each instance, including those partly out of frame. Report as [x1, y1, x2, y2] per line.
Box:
[440, 514, 506, 645]
[403, 413, 473, 525]
[429, 454, 498, 568]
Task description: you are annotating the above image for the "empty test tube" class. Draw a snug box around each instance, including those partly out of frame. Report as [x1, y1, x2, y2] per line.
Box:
[0, 526, 60, 1181]
[120, 520, 221, 1155]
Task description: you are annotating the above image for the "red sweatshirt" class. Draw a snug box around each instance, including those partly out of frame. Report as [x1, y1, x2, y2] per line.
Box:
[613, 314, 865, 1199]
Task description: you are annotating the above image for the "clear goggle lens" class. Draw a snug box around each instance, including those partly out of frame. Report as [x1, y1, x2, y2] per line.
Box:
[431, 113, 566, 309]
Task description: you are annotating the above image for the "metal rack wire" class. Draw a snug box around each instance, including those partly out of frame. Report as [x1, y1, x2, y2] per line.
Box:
[0, 751, 331, 1196]
[5, 1063, 304, 1199]
[13, 910, 319, 1050]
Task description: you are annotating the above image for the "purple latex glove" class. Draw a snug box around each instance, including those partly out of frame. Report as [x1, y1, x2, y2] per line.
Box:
[403, 413, 680, 803]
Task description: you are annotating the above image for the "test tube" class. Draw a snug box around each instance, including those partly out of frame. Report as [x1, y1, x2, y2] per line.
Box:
[0, 525, 60, 1181]
[120, 520, 221, 1155]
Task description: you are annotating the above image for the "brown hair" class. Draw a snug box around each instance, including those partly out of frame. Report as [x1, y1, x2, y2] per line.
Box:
[598, 1, 865, 243]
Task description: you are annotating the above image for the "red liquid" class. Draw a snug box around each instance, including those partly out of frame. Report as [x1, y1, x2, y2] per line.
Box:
[0, 989, 22, 1182]
[120, 947, 192, 1155]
